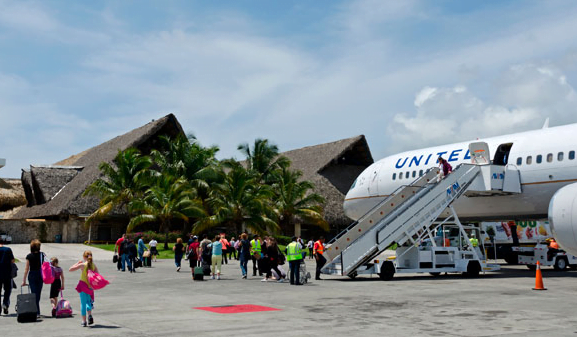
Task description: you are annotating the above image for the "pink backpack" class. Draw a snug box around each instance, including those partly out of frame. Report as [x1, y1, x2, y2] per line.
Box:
[56, 291, 73, 318]
[41, 254, 55, 284]
[87, 270, 110, 290]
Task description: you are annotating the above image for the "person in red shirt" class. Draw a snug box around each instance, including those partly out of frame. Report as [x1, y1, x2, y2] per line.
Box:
[220, 234, 230, 265]
[313, 237, 326, 280]
[114, 234, 125, 271]
[188, 236, 200, 279]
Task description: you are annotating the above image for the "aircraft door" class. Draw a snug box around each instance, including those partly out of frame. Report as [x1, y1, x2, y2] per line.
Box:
[468, 142, 491, 165]
[367, 162, 382, 196]
[493, 143, 513, 166]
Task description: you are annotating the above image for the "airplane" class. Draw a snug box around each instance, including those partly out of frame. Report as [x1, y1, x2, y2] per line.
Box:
[343, 121, 577, 256]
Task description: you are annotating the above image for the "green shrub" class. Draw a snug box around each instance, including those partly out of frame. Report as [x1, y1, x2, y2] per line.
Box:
[274, 235, 292, 246]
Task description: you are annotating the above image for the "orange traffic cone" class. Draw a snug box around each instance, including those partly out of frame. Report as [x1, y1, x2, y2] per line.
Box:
[532, 261, 547, 291]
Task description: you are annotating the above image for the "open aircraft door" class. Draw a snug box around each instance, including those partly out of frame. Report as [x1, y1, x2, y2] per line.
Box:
[367, 162, 382, 196]
[469, 142, 491, 165]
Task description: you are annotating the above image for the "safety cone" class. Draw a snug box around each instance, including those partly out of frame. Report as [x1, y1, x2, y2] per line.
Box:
[532, 261, 547, 291]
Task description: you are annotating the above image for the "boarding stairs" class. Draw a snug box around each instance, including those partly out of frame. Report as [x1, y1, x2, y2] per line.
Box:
[322, 160, 521, 277]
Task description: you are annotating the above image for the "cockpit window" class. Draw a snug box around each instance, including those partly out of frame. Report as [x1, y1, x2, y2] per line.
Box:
[349, 179, 357, 191]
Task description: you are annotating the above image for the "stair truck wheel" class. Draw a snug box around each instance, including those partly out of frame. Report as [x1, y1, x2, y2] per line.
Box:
[429, 272, 441, 277]
[526, 265, 536, 271]
[554, 257, 568, 271]
[379, 261, 395, 281]
[464, 261, 480, 277]
[348, 272, 358, 280]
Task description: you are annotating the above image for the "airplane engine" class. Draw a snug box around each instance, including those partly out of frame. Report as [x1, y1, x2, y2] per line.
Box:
[549, 182, 577, 256]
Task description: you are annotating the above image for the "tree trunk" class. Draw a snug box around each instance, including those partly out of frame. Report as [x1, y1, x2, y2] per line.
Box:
[163, 219, 171, 250]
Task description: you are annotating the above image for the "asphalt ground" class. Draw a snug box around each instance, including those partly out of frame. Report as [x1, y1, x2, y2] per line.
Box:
[1, 247, 577, 337]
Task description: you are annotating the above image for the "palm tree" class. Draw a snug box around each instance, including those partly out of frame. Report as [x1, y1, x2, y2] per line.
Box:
[194, 160, 279, 235]
[128, 175, 207, 249]
[272, 165, 329, 234]
[83, 148, 152, 226]
[238, 138, 289, 183]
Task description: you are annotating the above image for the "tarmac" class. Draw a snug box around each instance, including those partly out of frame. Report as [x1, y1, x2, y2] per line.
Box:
[1, 244, 577, 336]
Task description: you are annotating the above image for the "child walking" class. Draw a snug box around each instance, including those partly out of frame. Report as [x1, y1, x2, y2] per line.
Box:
[69, 251, 97, 327]
[50, 257, 65, 317]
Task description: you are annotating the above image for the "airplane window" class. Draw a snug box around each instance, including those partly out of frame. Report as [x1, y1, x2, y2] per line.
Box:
[526, 156, 532, 165]
[547, 153, 553, 163]
[406, 171, 410, 179]
[558, 152, 563, 161]
[419, 170, 423, 176]
[412, 171, 416, 178]
[399, 172, 403, 179]
[392, 173, 396, 180]
[516, 157, 522, 166]
[570, 151, 575, 160]
[536, 155, 542, 164]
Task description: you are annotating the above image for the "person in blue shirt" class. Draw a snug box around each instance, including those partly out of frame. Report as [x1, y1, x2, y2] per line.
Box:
[207, 236, 223, 280]
[0, 237, 15, 315]
[137, 237, 147, 262]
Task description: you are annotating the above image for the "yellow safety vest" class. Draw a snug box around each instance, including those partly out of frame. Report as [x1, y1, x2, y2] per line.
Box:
[287, 242, 303, 261]
[469, 238, 479, 247]
[250, 239, 261, 255]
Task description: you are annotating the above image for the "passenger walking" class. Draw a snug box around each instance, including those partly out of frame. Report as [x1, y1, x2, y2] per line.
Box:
[287, 236, 303, 285]
[200, 234, 212, 266]
[238, 233, 250, 279]
[265, 238, 285, 283]
[307, 240, 314, 259]
[229, 237, 238, 260]
[120, 237, 131, 272]
[188, 236, 200, 274]
[126, 239, 137, 273]
[137, 236, 147, 262]
[250, 235, 263, 276]
[21, 239, 44, 315]
[69, 251, 98, 327]
[208, 235, 223, 280]
[114, 234, 125, 271]
[149, 238, 158, 262]
[0, 236, 15, 315]
[220, 234, 230, 265]
[438, 157, 453, 181]
[173, 238, 185, 272]
[314, 237, 327, 280]
[49, 257, 65, 317]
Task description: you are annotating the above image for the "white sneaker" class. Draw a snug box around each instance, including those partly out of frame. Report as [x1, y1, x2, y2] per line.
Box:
[176, 266, 181, 272]
[261, 278, 268, 282]
[217, 275, 221, 280]
[277, 279, 284, 283]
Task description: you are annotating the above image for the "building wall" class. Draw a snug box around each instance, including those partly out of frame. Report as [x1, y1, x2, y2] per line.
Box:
[0, 217, 89, 243]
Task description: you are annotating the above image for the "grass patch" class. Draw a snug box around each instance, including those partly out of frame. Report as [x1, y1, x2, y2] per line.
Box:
[86, 243, 178, 260]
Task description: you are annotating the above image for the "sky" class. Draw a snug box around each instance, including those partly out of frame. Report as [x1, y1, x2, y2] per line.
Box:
[1, 0, 577, 178]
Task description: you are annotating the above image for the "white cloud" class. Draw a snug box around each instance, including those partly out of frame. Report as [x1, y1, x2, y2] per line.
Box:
[389, 63, 577, 150]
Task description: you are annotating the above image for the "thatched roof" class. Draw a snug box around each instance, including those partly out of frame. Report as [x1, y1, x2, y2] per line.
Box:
[280, 135, 373, 227]
[0, 178, 27, 212]
[13, 114, 184, 219]
[29, 166, 83, 205]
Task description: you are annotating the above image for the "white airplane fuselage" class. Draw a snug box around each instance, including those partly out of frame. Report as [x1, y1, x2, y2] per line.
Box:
[344, 123, 577, 222]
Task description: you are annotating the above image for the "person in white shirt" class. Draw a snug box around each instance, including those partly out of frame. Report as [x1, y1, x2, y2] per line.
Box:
[307, 240, 314, 259]
[149, 239, 158, 262]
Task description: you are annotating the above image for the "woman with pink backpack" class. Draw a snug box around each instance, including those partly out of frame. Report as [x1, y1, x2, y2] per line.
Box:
[69, 250, 108, 327]
[21, 239, 44, 317]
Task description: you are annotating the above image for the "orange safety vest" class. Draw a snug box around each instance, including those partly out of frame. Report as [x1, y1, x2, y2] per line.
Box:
[314, 241, 324, 255]
[550, 241, 559, 249]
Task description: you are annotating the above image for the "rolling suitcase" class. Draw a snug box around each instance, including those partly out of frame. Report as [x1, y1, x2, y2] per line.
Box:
[193, 267, 204, 281]
[144, 256, 151, 267]
[16, 286, 38, 323]
[299, 261, 311, 285]
[202, 261, 211, 276]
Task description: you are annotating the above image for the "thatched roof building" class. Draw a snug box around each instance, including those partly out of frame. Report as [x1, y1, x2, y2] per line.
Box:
[279, 135, 373, 235]
[0, 178, 27, 217]
[14, 114, 184, 220]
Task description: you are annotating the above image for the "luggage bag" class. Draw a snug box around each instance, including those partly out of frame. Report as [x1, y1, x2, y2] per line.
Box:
[16, 286, 38, 323]
[193, 267, 204, 281]
[55, 290, 73, 318]
[299, 261, 311, 285]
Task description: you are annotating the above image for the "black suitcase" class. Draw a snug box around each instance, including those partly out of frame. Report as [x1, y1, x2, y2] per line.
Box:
[202, 262, 211, 276]
[193, 267, 204, 280]
[144, 256, 151, 267]
[16, 287, 37, 323]
[134, 258, 142, 269]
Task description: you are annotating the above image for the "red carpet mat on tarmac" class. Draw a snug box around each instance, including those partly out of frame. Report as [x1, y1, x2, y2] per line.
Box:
[194, 304, 281, 314]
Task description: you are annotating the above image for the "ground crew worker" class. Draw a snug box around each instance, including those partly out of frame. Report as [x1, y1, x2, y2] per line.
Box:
[250, 235, 262, 277]
[286, 236, 303, 285]
[313, 237, 326, 280]
[469, 236, 479, 248]
[547, 238, 560, 261]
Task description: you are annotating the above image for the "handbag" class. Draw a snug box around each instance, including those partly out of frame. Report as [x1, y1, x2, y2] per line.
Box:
[87, 270, 110, 290]
[142, 250, 151, 258]
[113, 254, 119, 263]
[11, 262, 18, 279]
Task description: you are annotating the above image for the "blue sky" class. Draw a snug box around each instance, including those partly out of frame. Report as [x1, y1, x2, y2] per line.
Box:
[1, 0, 577, 177]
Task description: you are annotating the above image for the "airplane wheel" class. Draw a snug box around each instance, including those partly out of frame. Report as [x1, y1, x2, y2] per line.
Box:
[554, 257, 568, 271]
[379, 261, 395, 281]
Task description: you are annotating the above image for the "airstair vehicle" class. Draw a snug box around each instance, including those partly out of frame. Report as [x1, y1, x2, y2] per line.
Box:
[322, 142, 521, 280]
